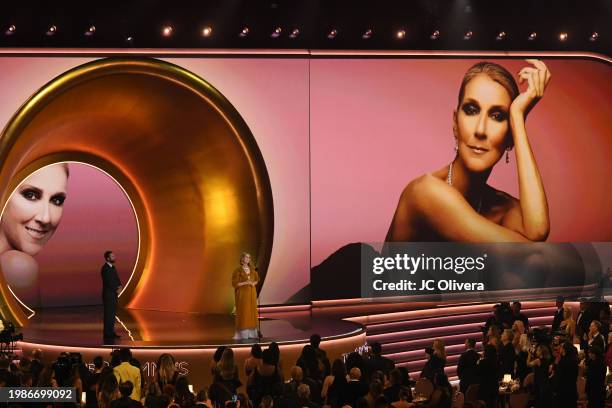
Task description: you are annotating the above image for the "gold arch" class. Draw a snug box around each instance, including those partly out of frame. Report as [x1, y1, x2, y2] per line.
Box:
[0, 58, 274, 326]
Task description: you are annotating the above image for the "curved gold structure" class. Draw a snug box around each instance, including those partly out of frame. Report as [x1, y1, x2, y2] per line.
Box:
[0, 58, 274, 325]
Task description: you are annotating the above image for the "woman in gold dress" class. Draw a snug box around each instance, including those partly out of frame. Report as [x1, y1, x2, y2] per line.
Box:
[232, 252, 259, 340]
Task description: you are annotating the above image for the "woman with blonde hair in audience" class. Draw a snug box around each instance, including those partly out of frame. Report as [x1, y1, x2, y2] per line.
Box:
[213, 347, 242, 395]
[559, 305, 577, 343]
[156, 353, 179, 391]
[514, 333, 531, 383]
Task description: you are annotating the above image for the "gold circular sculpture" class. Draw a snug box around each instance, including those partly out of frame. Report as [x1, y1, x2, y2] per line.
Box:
[0, 58, 274, 325]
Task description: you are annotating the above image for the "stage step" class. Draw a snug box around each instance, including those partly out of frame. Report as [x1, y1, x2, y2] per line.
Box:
[343, 301, 558, 380]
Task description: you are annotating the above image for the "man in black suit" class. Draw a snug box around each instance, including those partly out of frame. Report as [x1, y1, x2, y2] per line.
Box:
[551, 296, 565, 333]
[511, 301, 529, 331]
[576, 300, 594, 350]
[102, 250, 122, 340]
[457, 338, 480, 394]
[587, 320, 606, 351]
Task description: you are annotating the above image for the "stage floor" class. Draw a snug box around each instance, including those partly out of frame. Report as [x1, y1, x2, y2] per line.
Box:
[20, 306, 364, 348]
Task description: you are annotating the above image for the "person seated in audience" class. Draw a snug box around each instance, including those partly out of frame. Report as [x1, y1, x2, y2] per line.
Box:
[457, 338, 480, 394]
[476, 344, 499, 408]
[514, 334, 531, 384]
[528, 344, 553, 407]
[0, 357, 20, 387]
[214, 348, 242, 396]
[110, 381, 143, 408]
[511, 301, 530, 331]
[383, 369, 403, 403]
[283, 366, 304, 399]
[551, 342, 578, 408]
[346, 367, 369, 407]
[248, 349, 282, 408]
[551, 296, 565, 333]
[297, 384, 320, 408]
[322, 359, 350, 408]
[499, 329, 516, 380]
[310, 334, 331, 377]
[245, 344, 264, 377]
[174, 376, 196, 408]
[423, 373, 452, 408]
[587, 320, 606, 351]
[99, 373, 120, 408]
[585, 345, 606, 408]
[258, 395, 273, 408]
[390, 387, 412, 408]
[345, 351, 366, 375]
[365, 342, 395, 379]
[196, 389, 212, 408]
[359, 380, 383, 408]
[374, 395, 390, 408]
[420, 340, 446, 381]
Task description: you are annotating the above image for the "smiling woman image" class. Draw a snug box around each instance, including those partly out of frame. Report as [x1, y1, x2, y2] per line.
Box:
[0, 163, 69, 299]
[386, 60, 551, 242]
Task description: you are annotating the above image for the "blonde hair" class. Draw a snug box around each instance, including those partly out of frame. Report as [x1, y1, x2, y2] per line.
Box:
[432, 339, 446, 360]
[218, 348, 236, 379]
[157, 354, 177, 385]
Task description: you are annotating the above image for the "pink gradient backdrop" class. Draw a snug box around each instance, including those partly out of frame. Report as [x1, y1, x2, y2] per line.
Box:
[34, 164, 138, 307]
[0, 56, 310, 306]
[311, 58, 612, 267]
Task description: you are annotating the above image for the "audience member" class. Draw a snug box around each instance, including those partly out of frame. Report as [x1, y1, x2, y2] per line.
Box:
[587, 320, 606, 351]
[113, 348, 141, 402]
[585, 345, 606, 408]
[552, 342, 578, 408]
[245, 344, 263, 377]
[551, 296, 565, 333]
[322, 359, 350, 408]
[110, 381, 143, 408]
[514, 334, 531, 384]
[419, 340, 446, 381]
[365, 342, 395, 378]
[457, 338, 480, 394]
[528, 344, 553, 408]
[576, 300, 594, 350]
[382, 369, 403, 403]
[476, 344, 499, 408]
[157, 353, 179, 391]
[346, 367, 369, 407]
[423, 372, 452, 408]
[214, 348, 241, 396]
[390, 387, 412, 408]
[511, 301, 529, 331]
[310, 334, 331, 377]
[196, 388, 212, 408]
[297, 384, 320, 408]
[174, 376, 196, 408]
[248, 349, 282, 408]
[499, 329, 515, 379]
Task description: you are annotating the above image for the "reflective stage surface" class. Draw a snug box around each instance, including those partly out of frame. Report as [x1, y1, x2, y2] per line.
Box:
[20, 306, 364, 348]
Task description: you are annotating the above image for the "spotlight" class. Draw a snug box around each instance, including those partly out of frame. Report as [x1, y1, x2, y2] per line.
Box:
[496, 31, 506, 41]
[327, 28, 338, 39]
[559, 32, 568, 42]
[201, 26, 213, 37]
[84, 25, 96, 37]
[289, 28, 300, 39]
[5, 25, 16, 36]
[362, 28, 373, 40]
[162, 25, 173, 37]
[463, 30, 473, 40]
[239, 27, 250, 38]
[396, 30, 406, 40]
[271, 27, 282, 38]
[528, 32, 537, 41]
[430, 30, 440, 40]
[46, 25, 57, 36]
[589, 32, 599, 42]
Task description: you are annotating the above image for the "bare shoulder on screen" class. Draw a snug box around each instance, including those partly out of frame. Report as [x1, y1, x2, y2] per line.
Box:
[399, 171, 452, 210]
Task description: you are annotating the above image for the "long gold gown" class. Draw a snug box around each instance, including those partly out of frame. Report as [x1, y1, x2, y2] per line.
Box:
[232, 266, 259, 330]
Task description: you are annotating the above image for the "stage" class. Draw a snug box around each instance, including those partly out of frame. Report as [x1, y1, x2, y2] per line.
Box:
[16, 306, 366, 388]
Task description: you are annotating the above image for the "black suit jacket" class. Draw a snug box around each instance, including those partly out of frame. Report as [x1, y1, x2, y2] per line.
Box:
[101, 263, 121, 293]
[589, 333, 606, 351]
[551, 308, 564, 333]
[457, 349, 480, 392]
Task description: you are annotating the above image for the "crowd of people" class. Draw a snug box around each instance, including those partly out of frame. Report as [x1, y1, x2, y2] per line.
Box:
[3, 300, 612, 408]
[451, 299, 612, 408]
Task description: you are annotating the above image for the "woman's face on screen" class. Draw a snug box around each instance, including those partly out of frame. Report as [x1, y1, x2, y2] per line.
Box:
[0, 164, 68, 256]
[454, 74, 512, 173]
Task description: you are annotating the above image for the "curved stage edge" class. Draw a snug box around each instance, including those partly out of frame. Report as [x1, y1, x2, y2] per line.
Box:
[16, 305, 366, 389]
